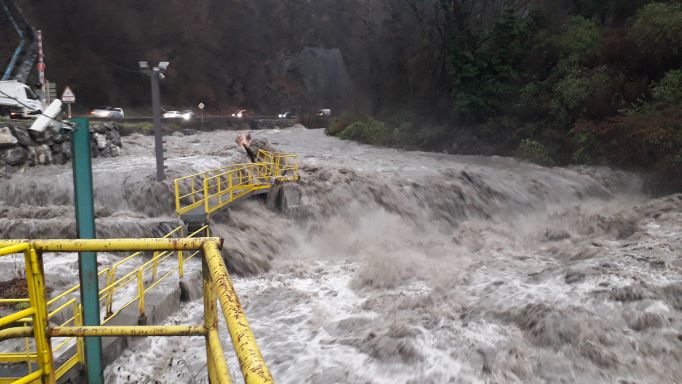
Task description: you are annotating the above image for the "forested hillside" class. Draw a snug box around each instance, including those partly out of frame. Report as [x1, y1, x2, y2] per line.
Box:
[9, 0, 682, 188]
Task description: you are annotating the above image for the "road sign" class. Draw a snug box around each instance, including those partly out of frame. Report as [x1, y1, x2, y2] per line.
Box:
[62, 86, 76, 103]
[198, 102, 205, 109]
[47, 82, 57, 104]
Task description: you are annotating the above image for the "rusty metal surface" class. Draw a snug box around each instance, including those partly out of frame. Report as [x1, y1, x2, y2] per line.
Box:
[0, 238, 222, 252]
[47, 325, 206, 337]
[202, 241, 273, 384]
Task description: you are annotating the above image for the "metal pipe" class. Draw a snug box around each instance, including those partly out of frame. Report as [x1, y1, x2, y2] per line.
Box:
[207, 328, 233, 384]
[0, 307, 35, 327]
[0, 242, 29, 256]
[25, 246, 54, 382]
[48, 325, 206, 337]
[0, 238, 222, 252]
[0, 326, 32, 341]
[202, 241, 273, 384]
[12, 369, 43, 384]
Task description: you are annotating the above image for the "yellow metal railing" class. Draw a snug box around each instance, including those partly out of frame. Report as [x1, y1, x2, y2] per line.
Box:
[174, 149, 299, 216]
[0, 225, 208, 384]
[0, 237, 272, 384]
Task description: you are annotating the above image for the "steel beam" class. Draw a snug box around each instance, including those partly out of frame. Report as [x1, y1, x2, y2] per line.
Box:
[70, 117, 103, 384]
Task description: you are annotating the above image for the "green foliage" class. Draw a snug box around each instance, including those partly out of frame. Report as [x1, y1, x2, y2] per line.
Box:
[652, 69, 682, 103]
[573, 104, 682, 189]
[449, 10, 536, 121]
[553, 16, 603, 66]
[337, 116, 394, 146]
[118, 122, 154, 135]
[325, 112, 357, 136]
[631, 3, 682, 62]
[515, 139, 556, 166]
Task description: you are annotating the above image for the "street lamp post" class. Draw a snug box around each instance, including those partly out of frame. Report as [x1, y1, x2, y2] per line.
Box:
[139, 61, 169, 182]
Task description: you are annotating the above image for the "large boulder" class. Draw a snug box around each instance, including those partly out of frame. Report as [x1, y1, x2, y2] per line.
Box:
[28, 126, 53, 143]
[107, 129, 121, 147]
[4, 147, 26, 165]
[61, 141, 71, 160]
[10, 126, 33, 146]
[36, 144, 52, 165]
[92, 123, 108, 134]
[94, 133, 107, 149]
[0, 126, 18, 147]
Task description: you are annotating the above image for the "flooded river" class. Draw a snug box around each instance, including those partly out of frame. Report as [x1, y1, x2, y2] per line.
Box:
[2, 127, 681, 383]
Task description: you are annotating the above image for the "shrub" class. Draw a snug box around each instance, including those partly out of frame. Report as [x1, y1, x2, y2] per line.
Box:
[337, 116, 394, 146]
[515, 139, 555, 166]
[325, 112, 357, 136]
[572, 104, 682, 189]
[553, 16, 603, 66]
[652, 69, 682, 103]
[631, 3, 682, 63]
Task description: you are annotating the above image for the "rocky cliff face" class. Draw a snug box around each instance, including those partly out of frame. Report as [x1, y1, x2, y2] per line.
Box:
[0, 122, 122, 178]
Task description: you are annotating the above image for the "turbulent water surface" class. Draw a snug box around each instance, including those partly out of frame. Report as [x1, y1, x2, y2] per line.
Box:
[2, 127, 681, 383]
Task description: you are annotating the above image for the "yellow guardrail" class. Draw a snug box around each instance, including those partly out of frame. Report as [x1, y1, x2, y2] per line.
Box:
[0, 235, 272, 384]
[174, 149, 299, 216]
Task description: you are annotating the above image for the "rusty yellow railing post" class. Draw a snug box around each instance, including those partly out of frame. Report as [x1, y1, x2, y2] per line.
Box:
[203, 258, 217, 383]
[203, 178, 210, 215]
[24, 321, 31, 373]
[228, 173, 233, 201]
[104, 268, 115, 318]
[191, 178, 196, 204]
[75, 304, 85, 368]
[217, 174, 222, 205]
[178, 227, 185, 279]
[202, 256, 232, 384]
[151, 252, 160, 281]
[174, 180, 181, 213]
[24, 245, 54, 383]
[136, 269, 146, 325]
[202, 241, 272, 384]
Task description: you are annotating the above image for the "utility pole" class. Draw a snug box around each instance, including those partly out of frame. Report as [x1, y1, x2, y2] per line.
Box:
[139, 61, 169, 182]
[150, 68, 164, 181]
[36, 30, 46, 104]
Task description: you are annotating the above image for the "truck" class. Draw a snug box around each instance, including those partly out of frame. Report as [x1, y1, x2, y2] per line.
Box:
[0, 80, 44, 118]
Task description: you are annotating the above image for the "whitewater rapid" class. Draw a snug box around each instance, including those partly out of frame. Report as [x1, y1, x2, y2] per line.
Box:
[2, 127, 681, 383]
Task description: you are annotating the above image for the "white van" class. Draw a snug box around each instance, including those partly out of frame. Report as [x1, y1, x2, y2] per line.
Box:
[0, 80, 43, 118]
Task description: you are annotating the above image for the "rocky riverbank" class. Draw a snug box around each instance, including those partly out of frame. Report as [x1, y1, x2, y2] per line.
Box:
[0, 122, 122, 178]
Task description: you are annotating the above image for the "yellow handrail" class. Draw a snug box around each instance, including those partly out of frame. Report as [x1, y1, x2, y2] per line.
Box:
[0, 233, 270, 384]
[174, 150, 299, 216]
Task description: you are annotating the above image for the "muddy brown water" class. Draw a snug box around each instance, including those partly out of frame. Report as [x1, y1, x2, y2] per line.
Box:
[1, 127, 681, 383]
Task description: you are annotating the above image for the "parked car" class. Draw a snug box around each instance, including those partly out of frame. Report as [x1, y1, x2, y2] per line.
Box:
[162, 110, 183, 119]
[90, 106, 124, 118]
[0, 80, 44, 118]
[278, 111, 296, 119]
[316, 108, 331, 117]
[231, 109, 247, 118]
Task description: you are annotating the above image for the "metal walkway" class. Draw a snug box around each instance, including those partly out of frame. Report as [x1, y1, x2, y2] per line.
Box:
[175, 149, 299, 221]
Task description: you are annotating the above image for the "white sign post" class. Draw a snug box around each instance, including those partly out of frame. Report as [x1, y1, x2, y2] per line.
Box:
[61, 86, 76, 118]
[198, 102, 205, 128]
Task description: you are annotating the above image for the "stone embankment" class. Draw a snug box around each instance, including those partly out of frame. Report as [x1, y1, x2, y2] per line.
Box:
[0, 122, 123, 177]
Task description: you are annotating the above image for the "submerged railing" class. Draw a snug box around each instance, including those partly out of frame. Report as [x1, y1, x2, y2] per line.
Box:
[0, 237, 272, 384]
